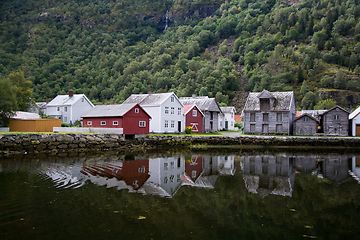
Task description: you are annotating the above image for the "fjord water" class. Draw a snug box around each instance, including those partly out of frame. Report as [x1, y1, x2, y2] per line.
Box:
[1, 149, 360, 240]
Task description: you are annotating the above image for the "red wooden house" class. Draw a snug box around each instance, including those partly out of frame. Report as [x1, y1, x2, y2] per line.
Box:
[183, 104, 204, 133]
[82, 103, 151, 135]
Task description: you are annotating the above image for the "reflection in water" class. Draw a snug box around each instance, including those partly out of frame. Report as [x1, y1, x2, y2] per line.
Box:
[1, 151, 360, 240]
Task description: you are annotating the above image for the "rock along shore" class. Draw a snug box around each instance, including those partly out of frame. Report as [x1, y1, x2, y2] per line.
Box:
[1, 133, 360, 155]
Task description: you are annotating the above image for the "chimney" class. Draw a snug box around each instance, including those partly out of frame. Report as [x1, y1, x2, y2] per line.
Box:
[112, 102, 115, 105]
[69, 91, 73, 97]
[148, 89, 152, 94]
[46, 99, 49, 104]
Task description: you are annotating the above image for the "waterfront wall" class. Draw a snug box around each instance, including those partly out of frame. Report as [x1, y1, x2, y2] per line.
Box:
[1, 133, 360, 155]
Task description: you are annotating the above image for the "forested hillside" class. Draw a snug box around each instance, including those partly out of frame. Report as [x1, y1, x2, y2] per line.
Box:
[1, 0, 360, 111]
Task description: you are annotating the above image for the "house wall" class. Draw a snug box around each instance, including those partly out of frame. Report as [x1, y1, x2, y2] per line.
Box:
[223, 111, 235, 131]
[294, 118, 318, 135]
[68, 98, 94, 124]
[185, 106, 203, 133]
[243, 111, 291, 135]
[83, 117, 123, 128]
[323, 108, 349, 136]
[9, 119, 61, 132]
[123, 106, 150, 134]
[351, 113, 360, 136]
[203, 111, 219, 132]
[46, 106, 62, 118]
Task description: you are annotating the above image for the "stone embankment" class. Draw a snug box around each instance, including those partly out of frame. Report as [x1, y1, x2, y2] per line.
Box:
[1, 133, 360, 155]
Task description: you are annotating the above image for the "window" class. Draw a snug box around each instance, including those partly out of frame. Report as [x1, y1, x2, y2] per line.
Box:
[171, 107, 174, 115]
[303, 117, 309, 122]
[164, 162, 168, 170]
[262, 124, 269, 133]
[210, 112, 213, 120]
[64, 117, 67, 122]
[250, 124, 255, 132]
[171, 120, 175, 128]
[263, 113, 269, 122]
[220, 121, 223, 127]
[260, 99, 270, 111]
[170, 175, 174, 182]
[57, 107, 60, 111]
[178, 108, 182, 115]
[334, 115, 340, 120]
[165, 120, 169, 128]
[101, 121, 106, 126]
[171, 96, 174, 102]
[231, 113, 234, 118]
[250, 113, 256, 122]
[171, 162, 175, 169]
[82, 98, 84, 102]
[113, 121, 118, 126]
[135, 108, 139, 113]
[277, 113, 282, 122]
[165, 107, 169, 114]
[276, 124, 282, 133]
[138, 166, 145, 173]
[192, 170, 197, 178]
[87, 121, 92, 126]
[64, 107, 67, 112]
[193, 110, 197, 117]
[139, 121, 146, 127]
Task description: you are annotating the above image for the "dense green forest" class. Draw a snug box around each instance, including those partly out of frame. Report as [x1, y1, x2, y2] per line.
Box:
[1, 0, 360, 111]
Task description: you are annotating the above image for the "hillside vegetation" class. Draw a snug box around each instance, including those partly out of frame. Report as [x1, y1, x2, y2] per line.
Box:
[1, 0, 360, 111]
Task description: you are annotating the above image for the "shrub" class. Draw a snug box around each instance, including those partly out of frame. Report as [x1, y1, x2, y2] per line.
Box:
[185, 126, 192, 134]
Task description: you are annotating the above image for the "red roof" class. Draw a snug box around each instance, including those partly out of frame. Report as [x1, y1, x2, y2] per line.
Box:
[183, 104, 195, 114]
[234, 115, 242, 122]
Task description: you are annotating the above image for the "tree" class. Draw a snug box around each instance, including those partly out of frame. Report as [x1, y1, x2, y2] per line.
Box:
[314, 99, 337, 110]
[301, 91, 317, 110]
[0, 77, 17, 126]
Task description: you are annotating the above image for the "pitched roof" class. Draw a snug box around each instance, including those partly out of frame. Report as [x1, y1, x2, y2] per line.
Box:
[234, 115, 242, 122]
[183, 104, 205, 117]
[123, 92, 181, 107]
[243, 90, 294, 111]
[299, 110, 327, 118]
[179, 96, 221, 112]
[349, 106, 360, 119]
[323, 105, 350, 116]
[47, 94, 94, 107]
[82, 103, 151, 118]
[11, 111, 40, 120]
[294, 113, 319, 123]
[220, 106, 235, 114]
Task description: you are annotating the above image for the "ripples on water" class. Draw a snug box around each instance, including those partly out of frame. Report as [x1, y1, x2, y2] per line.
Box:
[1, 149, 360, 240]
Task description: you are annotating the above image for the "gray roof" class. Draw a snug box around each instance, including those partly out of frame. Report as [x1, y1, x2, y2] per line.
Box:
[300, 110, 327, 118]
[294, 113, 319, 123]
[220, 106, 235, 113]
[82, 103, 145, 118]
[47, 94, 94, 107]
[11, 111, 40, 120]
[179, 96, 221, 112]
[123, 92, 179, 106]
[243, 90, 294, 111]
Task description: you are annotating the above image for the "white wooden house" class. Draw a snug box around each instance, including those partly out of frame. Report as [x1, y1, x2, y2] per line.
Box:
[123, 92, 184, 133]
[45, 91, 94, 124]
[219, 106, 236, 131]
[349, 106, 360, 136]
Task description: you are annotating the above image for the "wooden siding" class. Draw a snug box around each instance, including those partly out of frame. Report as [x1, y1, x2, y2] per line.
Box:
[323, 108, 349, 136]
[203, 111, 219, 132]
[294, 117, 318, 135]
[9, 119, 61, 132]
[243, 111, 291, 135]
[185, 106, 204, 133]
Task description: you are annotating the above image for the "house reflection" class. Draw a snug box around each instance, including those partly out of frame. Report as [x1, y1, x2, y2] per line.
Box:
[242, 155, 295, 197]
[242, 154, 354, 197]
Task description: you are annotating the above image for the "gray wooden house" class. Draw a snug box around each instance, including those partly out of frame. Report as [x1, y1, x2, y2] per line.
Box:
[293, 113, 319, 135]
[322, 105, 349, 136]
[179, 96, 222, 132]
[242, 90, 296, 135]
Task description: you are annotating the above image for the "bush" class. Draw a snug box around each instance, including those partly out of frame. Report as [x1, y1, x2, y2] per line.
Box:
[61, 122, 70, 127]
[185, 126, 192, 134]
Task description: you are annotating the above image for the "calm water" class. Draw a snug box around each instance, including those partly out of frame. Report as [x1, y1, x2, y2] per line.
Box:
[1, 148, 360, 240]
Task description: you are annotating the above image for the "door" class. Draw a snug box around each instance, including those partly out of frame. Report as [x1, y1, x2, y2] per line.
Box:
[178, 121, 181, 132]
[225, 121, 228, 130]
[356, 124, 360, 136]
[262, 124, 269, 134]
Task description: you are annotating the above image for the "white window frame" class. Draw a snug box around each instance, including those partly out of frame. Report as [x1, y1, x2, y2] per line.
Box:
[57, 107, 60, 111]
[64, 117, 67, 122]
[303, 117, 309, 122]
[165, 107, 169, 115]
[87, 121, 92, 126]
[64, 107, 67, 112]
[113, 121, 118, 126]
[165, 120, 169, 128]
[334, 115, 340, 120]
[139, 121, 146, 127]
[101, 121, 106, 126]
[138, 166, 145, 173]
[135, 108, 139, 113]
[171, 107, 174, 115]
[171, 96, 174, 102]
[178, 108, 182, 115]
[192, 109, 197, 117]
[171, 120, 175, 128]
